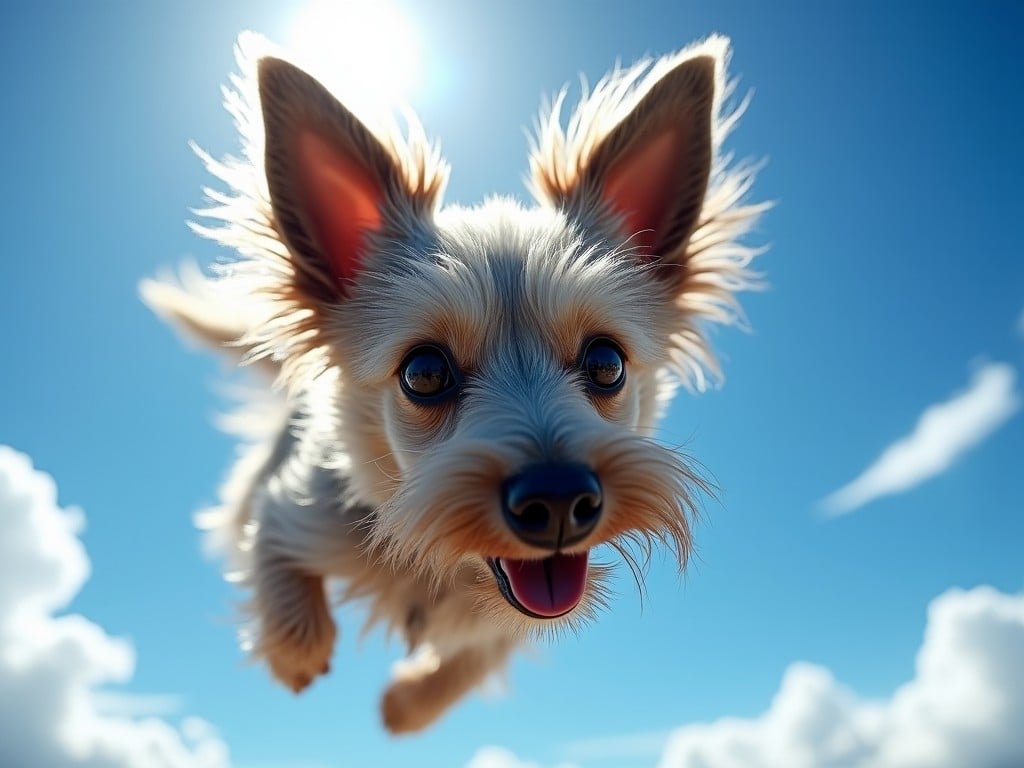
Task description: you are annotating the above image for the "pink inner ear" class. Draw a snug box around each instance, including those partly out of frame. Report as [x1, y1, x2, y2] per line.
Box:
[296, 130, 384, 285]
[603, 130, 682, 257]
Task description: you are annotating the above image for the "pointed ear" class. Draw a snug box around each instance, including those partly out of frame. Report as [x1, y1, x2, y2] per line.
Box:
[258, 57, 432, 299]
[532, 48, 719, 265]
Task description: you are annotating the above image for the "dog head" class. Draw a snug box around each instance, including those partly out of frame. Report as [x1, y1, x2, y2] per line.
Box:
[198, 35, 764, 633]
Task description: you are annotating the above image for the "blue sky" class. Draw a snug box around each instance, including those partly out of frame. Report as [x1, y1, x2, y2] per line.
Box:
[1, 2, 1022, 767]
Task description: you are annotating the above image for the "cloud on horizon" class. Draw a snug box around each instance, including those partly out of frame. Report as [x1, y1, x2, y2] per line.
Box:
[0, 445, 230, 768]
[480, 586, 1024, 768]
[657, 585, 1024, 768]
[821, 362, 1019, 516]
[559, 729, 672, 762]
[465, 746, 578, 768]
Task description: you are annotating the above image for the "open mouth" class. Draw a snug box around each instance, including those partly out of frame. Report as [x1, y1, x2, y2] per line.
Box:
[487, 551, 589, 619]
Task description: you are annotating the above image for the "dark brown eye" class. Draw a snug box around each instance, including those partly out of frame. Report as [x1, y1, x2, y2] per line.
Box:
[582, 338, 625, 392]
[400, 345, 458, 402]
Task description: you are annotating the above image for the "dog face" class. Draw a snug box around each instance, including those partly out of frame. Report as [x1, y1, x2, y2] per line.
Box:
[334, 203, 702, 628]
[196, 35, 763, 633]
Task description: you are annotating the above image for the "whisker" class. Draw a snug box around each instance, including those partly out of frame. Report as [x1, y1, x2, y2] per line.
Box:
[609, 540, 647, 612]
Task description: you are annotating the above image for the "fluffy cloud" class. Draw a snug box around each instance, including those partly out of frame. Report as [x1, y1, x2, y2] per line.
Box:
[559, 729, 671, 762]
[658, 586, 1024, 768]
[822, 363, 1019, 516]
[469, 587, 1024, 768]
[0, 446, 230, 768]
[465, 746, 578, 768]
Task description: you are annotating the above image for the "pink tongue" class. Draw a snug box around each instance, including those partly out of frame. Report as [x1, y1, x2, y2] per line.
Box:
[499, 551, 589, 617]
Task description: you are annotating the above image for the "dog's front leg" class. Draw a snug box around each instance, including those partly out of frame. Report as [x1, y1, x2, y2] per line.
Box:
[250, 538, 338, 693]
[246, 478, 350, 693]
[381, 639, 514, 734]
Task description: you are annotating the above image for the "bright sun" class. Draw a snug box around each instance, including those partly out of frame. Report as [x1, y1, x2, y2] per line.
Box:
[286, 0, 421, 110]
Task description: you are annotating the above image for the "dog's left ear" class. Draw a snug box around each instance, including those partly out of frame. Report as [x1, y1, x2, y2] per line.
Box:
[531, 46, 720, 269]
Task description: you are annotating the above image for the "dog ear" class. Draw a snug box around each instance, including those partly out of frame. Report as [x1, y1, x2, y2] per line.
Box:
[258, 57, 429, 299]
[532, 48, 719, 268]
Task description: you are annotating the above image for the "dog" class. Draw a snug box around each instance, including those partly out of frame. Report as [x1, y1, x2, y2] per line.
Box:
[141, 33, 765, 734]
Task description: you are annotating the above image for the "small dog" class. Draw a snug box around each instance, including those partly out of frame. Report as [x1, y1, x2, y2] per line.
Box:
[142, 33, 764, 733]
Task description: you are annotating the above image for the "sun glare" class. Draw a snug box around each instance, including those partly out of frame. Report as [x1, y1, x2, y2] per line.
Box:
[286, 1, 421, 111]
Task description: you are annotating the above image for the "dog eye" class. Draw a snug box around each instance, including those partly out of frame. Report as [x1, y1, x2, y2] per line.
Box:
[581, 338, 625, 393]
[400, 345, 458, 401]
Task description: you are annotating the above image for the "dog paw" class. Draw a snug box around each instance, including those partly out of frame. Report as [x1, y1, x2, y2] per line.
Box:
[262, 617, 337, 693]
[381, 677, 438, 734]
[381, 645, 493, 734]
[253, 577, 339, 694]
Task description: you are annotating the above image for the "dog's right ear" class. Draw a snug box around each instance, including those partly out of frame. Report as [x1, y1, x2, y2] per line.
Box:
[258, 57, 440, 302]
[529, 38, 765, 387]
[530, 45, 723, 270]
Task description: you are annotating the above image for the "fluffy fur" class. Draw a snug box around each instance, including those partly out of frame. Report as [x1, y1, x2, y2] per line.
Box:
[141, 33, 766, 733]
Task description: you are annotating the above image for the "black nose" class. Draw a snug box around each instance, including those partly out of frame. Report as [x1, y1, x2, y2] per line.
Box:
[501, 463, 603, 551]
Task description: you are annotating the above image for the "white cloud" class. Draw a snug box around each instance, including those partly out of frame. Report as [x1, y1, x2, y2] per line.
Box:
[657, 585, 1024, 768]
[560, 729, 671, 761]
[466, 748, 539, 768]
[479, 587, 1024, 768]
[469, 731, 670, 767]
[90, 692, 185, 718]
[0, 445, 230, 768]
[465, 746, 578, 768]
[821, 362, 1020, 516]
